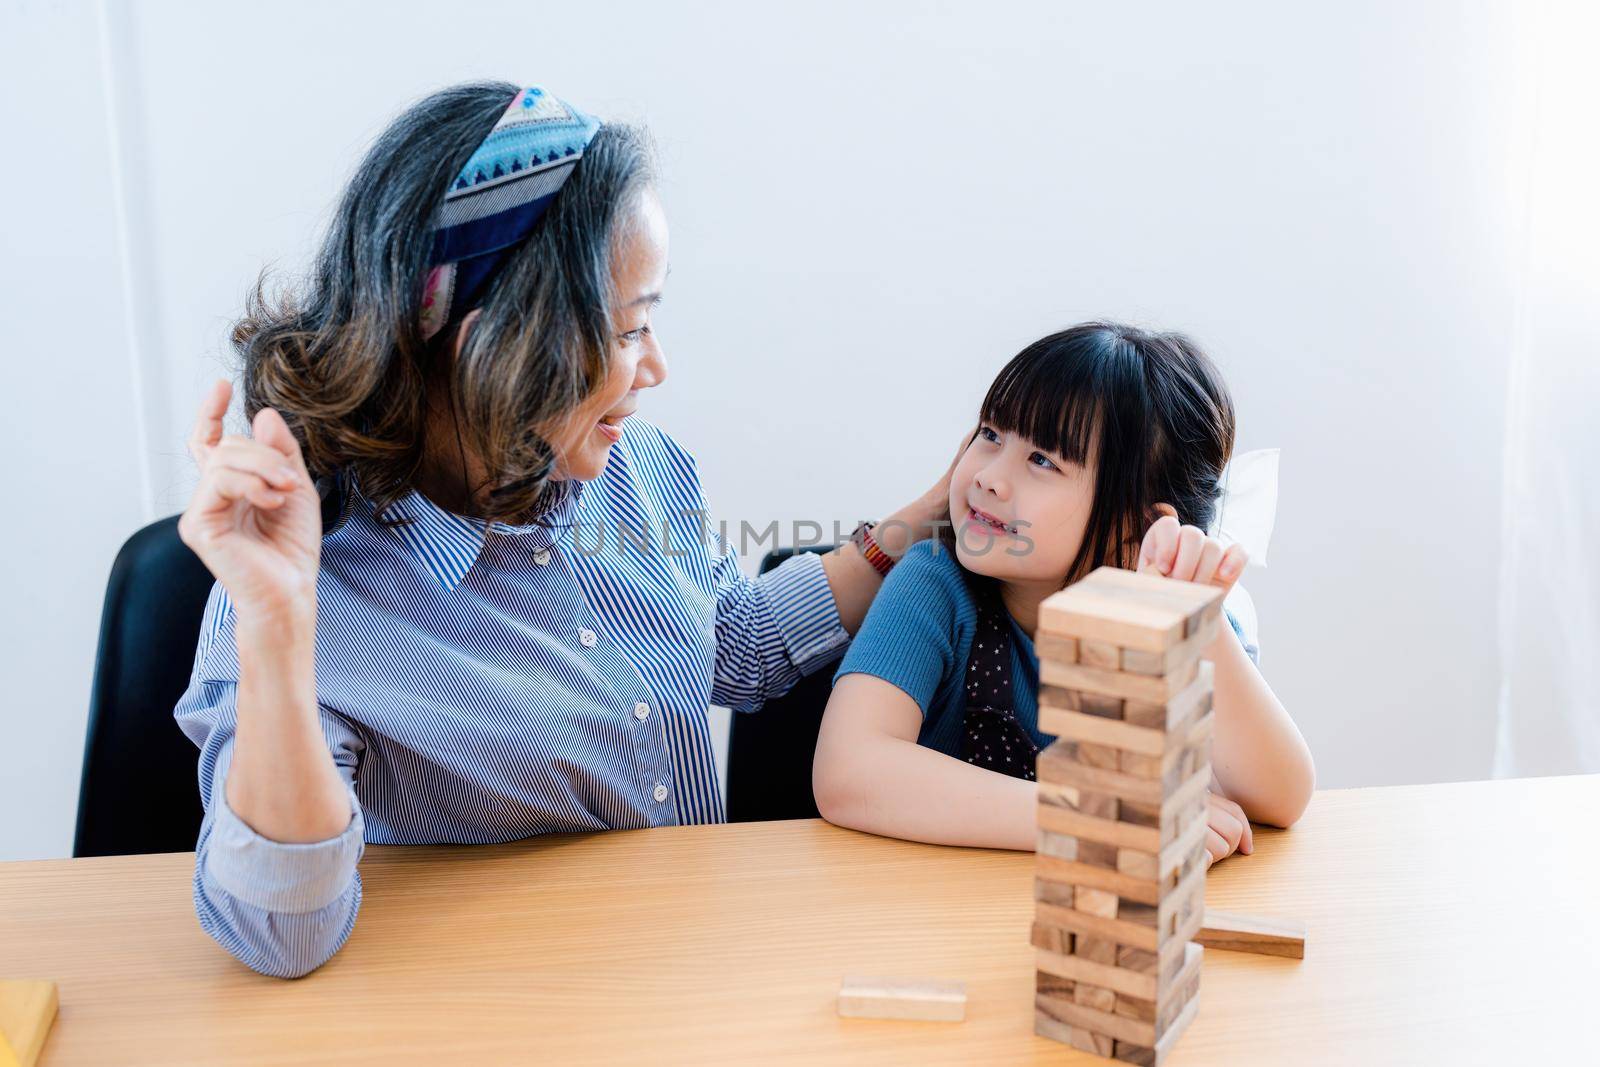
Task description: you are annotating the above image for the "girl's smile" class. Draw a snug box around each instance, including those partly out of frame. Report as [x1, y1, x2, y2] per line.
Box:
[964, 505, 1019, 537]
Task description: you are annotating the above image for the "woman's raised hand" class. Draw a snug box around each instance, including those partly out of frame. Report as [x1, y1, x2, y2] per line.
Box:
[1136, 514, 1247, 594]
[177, 379, 322, 620]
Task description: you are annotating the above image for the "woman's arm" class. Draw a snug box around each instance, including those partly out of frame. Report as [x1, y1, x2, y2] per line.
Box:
[176, 380, 365, 976]
[175, 586, 369, 978]
[187, 710, 366, 980]
[813, 673, 1037, 850]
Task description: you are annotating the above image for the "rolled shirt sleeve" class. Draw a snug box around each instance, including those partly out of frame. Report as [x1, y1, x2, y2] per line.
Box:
[179, 679, 368, 979]
[175, 583, 369, 978]
[708, 542, 850, 714]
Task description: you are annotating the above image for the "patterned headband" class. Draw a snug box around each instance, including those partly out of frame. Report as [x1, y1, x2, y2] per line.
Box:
[420, 86, 602, 341]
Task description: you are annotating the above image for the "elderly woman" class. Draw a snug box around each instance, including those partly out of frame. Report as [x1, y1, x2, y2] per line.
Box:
[174, 81, 951, 978]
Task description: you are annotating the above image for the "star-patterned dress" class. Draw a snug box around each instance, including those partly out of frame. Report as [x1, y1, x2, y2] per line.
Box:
[958, 568, 1039, 781]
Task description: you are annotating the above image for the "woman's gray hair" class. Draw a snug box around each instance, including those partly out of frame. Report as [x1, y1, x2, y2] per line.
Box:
[233, 80, 656, 525]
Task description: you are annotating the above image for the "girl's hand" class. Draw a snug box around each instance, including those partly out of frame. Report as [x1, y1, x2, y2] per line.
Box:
[1203, 789, 1254, 867]
[1136, 514, 1248, 594]
[177, 379, 322, 621]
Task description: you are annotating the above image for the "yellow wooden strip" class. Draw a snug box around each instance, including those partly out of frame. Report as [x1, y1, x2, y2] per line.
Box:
[0, 981, 57, 1067]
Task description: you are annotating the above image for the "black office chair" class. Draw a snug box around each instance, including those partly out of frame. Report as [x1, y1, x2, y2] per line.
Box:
[725, 544, 842, 823]
[74, 514, 216, 857]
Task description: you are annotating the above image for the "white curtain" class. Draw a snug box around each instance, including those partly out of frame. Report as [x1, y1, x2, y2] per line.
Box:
[1493, 0, 1600, 776]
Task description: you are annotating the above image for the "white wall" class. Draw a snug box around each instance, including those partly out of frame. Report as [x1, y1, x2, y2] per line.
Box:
[1, 0, 1529, 860]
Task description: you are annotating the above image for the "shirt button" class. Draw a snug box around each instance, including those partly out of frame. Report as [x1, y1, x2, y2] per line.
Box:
[533, 548, 552, 566]
[633, 702, 650, 721]
[652, 783, 670, 803]
[578, 628, 597, 648]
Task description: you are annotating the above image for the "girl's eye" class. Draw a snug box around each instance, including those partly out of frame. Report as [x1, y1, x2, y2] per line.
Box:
[1029, 451, 1060, 471]
[977, 426, 1000, 443]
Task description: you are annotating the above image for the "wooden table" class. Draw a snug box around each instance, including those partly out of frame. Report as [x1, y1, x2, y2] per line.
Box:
[2, 776, 1595, 1064]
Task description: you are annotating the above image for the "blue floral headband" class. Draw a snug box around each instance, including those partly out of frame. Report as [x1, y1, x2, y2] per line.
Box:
[420, 86, 602, 341]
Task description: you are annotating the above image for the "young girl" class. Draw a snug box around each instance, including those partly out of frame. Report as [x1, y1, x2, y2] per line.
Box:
[813, 322, 1314, 864]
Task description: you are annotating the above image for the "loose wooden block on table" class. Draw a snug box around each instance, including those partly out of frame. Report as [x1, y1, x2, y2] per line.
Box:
[0, 980, 57, 1067]
[836, 976, 967, 1022]
[1197, 909, 1307, 959]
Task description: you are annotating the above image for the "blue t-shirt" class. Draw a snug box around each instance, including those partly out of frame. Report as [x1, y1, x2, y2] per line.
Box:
[833, 540, 1257, 758]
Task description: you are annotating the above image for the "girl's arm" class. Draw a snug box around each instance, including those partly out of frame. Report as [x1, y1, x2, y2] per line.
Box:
[1138, 514, 1315, 830]
[813, 673, 1037, 850]
[1206, 617, 1315, 827]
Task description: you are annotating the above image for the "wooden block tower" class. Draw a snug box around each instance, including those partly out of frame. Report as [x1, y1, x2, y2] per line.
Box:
[1030, 566, 1224, 1064]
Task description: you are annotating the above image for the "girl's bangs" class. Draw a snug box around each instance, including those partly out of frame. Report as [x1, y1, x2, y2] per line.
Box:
[977, 346, 1105, 467]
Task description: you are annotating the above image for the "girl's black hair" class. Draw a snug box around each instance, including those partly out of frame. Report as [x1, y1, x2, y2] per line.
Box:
[940, 321, 1236, 588]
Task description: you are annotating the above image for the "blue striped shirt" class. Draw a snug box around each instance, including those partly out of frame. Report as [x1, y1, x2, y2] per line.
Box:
[173, 417, 848, 977]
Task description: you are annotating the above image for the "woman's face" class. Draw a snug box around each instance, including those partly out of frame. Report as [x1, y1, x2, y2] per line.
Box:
[550, 186, 670, 481]
[947, 422, 1097, 584]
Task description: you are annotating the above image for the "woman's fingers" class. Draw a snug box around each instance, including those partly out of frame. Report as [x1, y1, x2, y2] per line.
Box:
[208, 440, 300, 490]
[252, 406, 309, 474]
[213, 467, 288, 510]
[188, 379, 232, 465]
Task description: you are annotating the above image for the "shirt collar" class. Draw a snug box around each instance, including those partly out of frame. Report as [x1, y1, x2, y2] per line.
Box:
[364, 473, 587, 592]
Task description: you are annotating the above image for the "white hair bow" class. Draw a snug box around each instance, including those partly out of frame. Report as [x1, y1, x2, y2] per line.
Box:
[1206, 448, 1279, 656]
[1208, 448, 1280, 568]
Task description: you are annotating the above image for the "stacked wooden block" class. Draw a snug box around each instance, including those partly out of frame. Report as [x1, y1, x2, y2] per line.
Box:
[1030, 566, 1224, 1065]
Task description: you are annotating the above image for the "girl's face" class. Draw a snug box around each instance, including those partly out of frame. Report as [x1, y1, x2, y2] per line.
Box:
[948, 422, 1097, 584]
[550, 186, 671, 482]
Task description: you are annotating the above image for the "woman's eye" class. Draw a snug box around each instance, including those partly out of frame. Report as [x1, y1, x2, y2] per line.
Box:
[619, 324, 651, 344]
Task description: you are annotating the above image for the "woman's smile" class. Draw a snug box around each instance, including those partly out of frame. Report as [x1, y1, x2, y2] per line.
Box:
[594, 409, 632, 444]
